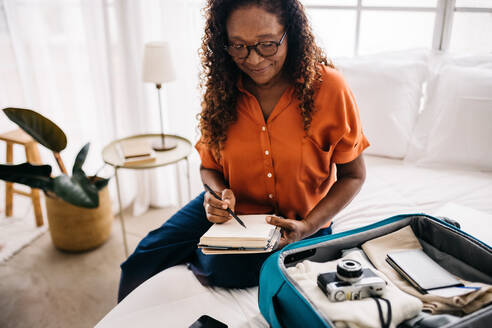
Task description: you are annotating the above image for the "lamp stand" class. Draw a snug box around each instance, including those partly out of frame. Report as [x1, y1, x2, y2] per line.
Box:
[153, 83, 177, 151]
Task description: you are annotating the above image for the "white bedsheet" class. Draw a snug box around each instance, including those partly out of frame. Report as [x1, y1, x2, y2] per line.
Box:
[96, 155, 492, 328]
[332, 156, 492, 239]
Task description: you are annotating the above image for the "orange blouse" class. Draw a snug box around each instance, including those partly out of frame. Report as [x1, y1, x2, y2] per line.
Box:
[196, 65, 369, 226]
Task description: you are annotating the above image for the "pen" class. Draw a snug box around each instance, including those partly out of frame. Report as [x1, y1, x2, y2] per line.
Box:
[203, 184, 247, 228]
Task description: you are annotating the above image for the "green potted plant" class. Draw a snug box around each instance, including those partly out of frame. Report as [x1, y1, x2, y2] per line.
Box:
[0, 107, 114, 251]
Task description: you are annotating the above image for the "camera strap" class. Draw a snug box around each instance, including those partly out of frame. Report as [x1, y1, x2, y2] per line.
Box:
[371, 296, 392, 328]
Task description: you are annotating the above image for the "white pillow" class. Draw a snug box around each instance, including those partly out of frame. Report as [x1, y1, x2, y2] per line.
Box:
[440, 53, 492, 69]
[427, 52, 492, 74]
[335, 57, 428, 159]
[406, 65, 492, 171]
[344, 48, 430, 63]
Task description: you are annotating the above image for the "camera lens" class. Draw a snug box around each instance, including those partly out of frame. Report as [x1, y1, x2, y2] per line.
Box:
[336, 259, 363, 283]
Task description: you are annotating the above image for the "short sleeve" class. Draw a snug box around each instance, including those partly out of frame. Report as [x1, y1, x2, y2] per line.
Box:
[195, 138, 223, 171]
[331, 86, 370, 164]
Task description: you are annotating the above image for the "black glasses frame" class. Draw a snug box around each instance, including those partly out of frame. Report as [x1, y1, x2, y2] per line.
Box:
[225, 31, 287, 59]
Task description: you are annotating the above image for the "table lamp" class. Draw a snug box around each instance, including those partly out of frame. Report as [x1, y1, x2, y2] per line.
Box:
[142, 41, 177, 151]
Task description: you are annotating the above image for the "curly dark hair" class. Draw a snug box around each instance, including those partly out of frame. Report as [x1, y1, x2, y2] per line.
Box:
[199, 0, 332, 154]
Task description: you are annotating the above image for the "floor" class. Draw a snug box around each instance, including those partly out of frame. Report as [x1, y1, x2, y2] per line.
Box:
[0, 205, 178, 328]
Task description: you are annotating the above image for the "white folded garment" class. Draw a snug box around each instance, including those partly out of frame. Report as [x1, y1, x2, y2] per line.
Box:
[286, 250, 422, 328]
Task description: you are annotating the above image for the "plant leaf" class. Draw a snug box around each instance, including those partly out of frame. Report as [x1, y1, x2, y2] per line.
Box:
[0, 163, 54, 191]
[53, 174, 99, 208]
[73, 143, 90, 175]
[3, 107, 67, 152]
[94, 178, 109, 190]
[72, 150, 100, 207]
[73, 172, 99, 201]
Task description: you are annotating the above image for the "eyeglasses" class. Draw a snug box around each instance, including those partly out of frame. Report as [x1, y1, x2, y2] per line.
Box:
[225, 31, 287, 59]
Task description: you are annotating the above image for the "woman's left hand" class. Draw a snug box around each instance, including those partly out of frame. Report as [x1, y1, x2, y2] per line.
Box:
[266, 215, 315, 249]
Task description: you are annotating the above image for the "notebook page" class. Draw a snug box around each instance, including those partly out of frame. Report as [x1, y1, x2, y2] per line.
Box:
[202, 214, 274, 240]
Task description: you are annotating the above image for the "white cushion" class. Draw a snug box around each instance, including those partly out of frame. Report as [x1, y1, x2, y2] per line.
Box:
[335, 56, 428, 158]
[439, 53, 492, 69]
[345, 48, 430, 63]
[427, 52, 492, 75]
[406, 64, 492, 171]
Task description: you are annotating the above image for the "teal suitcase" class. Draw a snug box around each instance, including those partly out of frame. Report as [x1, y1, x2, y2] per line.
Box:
[258, 214, 492, 328]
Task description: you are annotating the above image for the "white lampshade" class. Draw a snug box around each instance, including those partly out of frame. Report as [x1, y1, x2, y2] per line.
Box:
[142, 41, 176, 84]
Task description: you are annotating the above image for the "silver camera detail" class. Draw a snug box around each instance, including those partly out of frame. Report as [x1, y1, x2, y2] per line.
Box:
[317, 259, 387, 302]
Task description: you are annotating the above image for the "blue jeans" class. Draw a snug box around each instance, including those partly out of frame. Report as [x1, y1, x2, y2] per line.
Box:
[118, 192, 332, 302]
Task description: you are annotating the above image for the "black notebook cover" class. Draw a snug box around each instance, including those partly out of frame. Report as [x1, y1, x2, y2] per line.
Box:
[386, 249, 463, 294]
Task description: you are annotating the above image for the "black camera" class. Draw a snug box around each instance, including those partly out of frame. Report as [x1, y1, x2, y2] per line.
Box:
[317, 259, 387, 302]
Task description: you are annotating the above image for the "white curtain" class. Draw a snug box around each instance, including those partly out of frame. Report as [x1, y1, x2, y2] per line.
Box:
[0, 0, 205, 215]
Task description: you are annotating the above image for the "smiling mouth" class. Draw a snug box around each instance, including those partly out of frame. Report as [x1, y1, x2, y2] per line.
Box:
[249, 65, 271, 74]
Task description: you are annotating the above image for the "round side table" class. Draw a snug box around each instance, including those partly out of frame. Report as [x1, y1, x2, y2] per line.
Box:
[102, 133, 192, 256]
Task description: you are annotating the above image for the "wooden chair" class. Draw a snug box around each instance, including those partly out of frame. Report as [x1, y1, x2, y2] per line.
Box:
[0, 129, 44, 226]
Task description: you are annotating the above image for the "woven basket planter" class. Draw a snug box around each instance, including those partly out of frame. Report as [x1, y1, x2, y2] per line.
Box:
[45, 186, 114, 251]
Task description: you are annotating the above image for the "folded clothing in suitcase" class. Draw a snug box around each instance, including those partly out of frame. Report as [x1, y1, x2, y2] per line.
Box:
[258, 214, 492, 328]
[285, 248, 423, 327]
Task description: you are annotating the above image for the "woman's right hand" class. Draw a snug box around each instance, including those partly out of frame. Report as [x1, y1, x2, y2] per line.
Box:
[203, 188, 236, 224]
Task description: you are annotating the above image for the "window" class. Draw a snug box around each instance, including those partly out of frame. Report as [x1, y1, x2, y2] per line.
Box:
[358, 10, 435, 55]
[362, 0, 437, 7]
[302, 0, 492, 57]
[309, 8, 357, 57]
[449, 1, 492, 53]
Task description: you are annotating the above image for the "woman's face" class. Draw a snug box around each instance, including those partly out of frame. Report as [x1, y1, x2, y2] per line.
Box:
[226, 6, 288, 86]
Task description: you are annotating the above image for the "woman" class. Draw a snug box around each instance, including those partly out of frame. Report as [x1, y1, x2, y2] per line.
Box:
[118, 0, 369, 302]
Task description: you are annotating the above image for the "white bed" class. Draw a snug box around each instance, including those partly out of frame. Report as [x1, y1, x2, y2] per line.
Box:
[96, 155, 492, 328]
[97, 51, 492, 327]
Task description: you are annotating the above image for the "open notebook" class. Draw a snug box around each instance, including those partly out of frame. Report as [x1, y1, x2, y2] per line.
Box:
[198, 214, 281, 254]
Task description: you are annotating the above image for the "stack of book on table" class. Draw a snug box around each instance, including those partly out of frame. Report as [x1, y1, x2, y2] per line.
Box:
[117, 139, 156, 165]
[198, 214, 281, 254]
